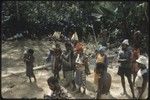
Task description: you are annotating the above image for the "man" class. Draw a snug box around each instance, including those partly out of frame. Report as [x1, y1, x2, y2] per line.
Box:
[61, 42, 76, 91]
[135, 55, 148, 99]
[53, 43, 62, 80]
[44, 76, 72, 99]
[117, 39, 135, 98]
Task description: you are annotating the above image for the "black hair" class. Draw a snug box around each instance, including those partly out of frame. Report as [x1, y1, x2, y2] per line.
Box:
[28, 49, 34, 54]
[47, 76, 58, 86]
[56, 43, 60, 48]
[65, 42, 72, 48]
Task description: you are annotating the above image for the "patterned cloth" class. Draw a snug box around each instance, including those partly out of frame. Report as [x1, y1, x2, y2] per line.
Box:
[75, 69, 86, 88]
[75, 53, 86, 87]
[64, 70, 74, 84]
[44, 86, 72, 99]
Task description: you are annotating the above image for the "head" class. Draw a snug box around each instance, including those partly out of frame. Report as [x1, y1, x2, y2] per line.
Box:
[98, 46, 106, 55]
[121, 39, 129, 50]
[65, 42, 72, 50]
[47, 76, 60, 91]
[55, 43, 60, 49]
[27, 49, 34, 55]
[136, 55, 148, 69]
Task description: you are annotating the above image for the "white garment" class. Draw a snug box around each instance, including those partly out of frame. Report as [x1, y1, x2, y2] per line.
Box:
[122, 39, 129, 45]
[71, 32, 78, 41]
[135, 69, 147, 87]
[75, 54, 82, 64]
[53, 32, 61, 39]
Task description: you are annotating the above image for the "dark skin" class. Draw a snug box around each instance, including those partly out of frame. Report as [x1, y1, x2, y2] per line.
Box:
[118, 43, 135, 98]
[75, 52, 86, 94]
[63, 44, 76, 91]
[24, 51, 36, 82]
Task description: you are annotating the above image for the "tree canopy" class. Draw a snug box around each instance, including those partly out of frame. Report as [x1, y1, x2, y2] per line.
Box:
[1, 1, 149, 49]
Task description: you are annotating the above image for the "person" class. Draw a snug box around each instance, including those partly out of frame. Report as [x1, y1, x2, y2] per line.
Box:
[84, 56, 91, 75]
[135, 55, 148, 99]
[75, 44, 87, 94]
[131, 31, 142, 86]
[94, 46, 109, 98]
[46, 47, 55, 70]
[96, 65, 111, 99]
[131, 45, 140, 86]
[53, 43, 62, 80]
[23, 49, 36, 83]
[44, 76, 72, 99]
[117, 39, 135, 98]
[61, 42, 76, 91]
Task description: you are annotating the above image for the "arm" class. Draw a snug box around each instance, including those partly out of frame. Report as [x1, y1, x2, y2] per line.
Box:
[138, 75, 148, 98]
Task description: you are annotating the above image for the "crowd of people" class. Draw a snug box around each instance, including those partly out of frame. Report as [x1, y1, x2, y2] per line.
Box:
[23, 31, 149, 99]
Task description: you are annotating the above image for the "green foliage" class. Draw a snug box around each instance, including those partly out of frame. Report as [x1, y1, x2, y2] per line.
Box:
[1, 1, 148, 43]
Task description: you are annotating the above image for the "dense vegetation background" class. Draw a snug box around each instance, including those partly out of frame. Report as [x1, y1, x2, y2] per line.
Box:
[1, 1, 149, 52]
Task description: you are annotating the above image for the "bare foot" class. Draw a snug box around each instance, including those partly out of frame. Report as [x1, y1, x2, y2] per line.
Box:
[120, 91, 127, 95]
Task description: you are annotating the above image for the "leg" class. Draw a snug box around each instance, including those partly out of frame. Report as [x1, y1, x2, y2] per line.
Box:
[29, 77, 32, 83]
[133, 73, 137, 86]
[78, 86, 81, 93]
[63, 70, 66, 78]
[72, 80, 76, 91]
[57, 72, 60, 79]
[120, 75, 127, 95]
[33, 75, 37, 82]
[83, 86, 86, 94]
[127, 75, 135, 98]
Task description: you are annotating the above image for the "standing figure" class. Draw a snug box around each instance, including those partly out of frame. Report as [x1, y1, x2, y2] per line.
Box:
[53, 43, 62, 80]
[131, 45, 140, 86]
[135, 55, 148, 99]
[46, 48, 55, 70]
[23, 49, 36, 82]
[61, 42, 76, 90]
[117, 39, 135, 98]
[131, 31, 142, 86]
[94, 46, 109, 98]
[75, 45, 87, 94]
[84, 56, 91, 75]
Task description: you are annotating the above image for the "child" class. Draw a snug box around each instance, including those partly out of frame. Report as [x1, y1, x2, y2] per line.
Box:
[75, 45, 87, 94]
[23, 49, 36, 82]
[44, 76, 72, 99]
[135, 55, 148, 99]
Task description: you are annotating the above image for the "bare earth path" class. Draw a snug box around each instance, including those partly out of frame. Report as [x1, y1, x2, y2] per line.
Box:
[1, 40, 148, 99]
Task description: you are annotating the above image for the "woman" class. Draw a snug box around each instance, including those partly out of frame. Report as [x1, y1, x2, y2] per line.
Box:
[75, 45, 87, 94]
[23, 49, 36, 82]
[94, 46, 109, 98]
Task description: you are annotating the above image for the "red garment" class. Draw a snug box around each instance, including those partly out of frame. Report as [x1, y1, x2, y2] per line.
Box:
[74, 42, 84, 53]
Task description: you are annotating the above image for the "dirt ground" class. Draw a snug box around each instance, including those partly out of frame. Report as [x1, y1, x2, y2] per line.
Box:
[1, 40, 149, 99]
